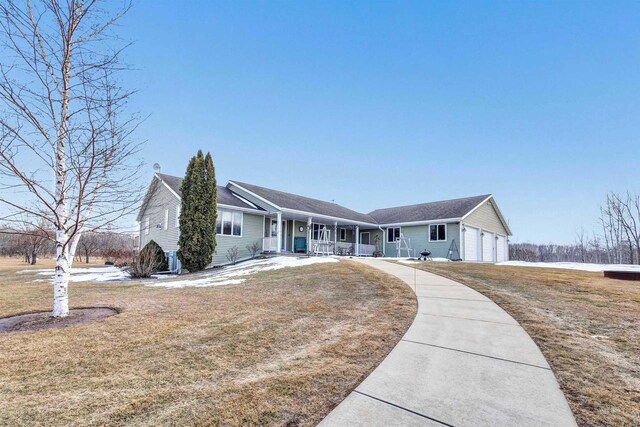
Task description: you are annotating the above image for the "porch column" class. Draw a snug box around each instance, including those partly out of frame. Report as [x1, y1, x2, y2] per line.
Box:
[276, 212, 282, 253]
[307, 217, 313, 254]
[355, 225, 360, 256]
[333, 221, 338, 255]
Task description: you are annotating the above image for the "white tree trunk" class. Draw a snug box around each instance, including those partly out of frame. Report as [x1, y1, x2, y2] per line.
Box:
[52, 231, 70, 317]
[52, 43, 71, 317]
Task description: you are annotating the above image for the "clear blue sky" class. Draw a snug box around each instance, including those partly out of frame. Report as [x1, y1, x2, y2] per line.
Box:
[117, 1, 640, 244]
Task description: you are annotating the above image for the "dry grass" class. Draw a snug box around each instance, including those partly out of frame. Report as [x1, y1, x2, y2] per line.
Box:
[0, 257, 416, 426]
[393, 261, 640, 427]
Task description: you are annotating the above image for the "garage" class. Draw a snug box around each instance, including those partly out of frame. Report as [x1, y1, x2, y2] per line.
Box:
[464, 225, 479, 261]
[496, 235, 507, 262]
[482, 231, 494, 262]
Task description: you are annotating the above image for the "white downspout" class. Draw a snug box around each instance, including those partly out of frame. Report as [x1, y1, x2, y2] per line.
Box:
[459, 222, 463, 261]
[378, 226, 385, 256]
[355, 225, 360, 256]
[333, 221, 338, 255]
[276, 212, 282, 254]
[262, 215, 266, 252]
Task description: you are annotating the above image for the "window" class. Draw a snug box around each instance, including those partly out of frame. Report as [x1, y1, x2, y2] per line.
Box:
[339, 228, 347, 241]
[144, 217, 149, 235]
[387, 227, 400, 243]
[360, 232, 370, 245]
[429, 224, 447, 241]
[312, 224, 330, 240]
[216, 209, 242, 236]
[175, 205, 180, 227]
[164, 209, 169, 230]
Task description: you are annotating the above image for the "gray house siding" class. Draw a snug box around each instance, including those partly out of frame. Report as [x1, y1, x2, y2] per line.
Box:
[464, 200, 508, 236]
[383, 222, 461, 258]
[139, 180, 265, 266]
[139, 181, 181, 252]
[212, 212, 264, 265]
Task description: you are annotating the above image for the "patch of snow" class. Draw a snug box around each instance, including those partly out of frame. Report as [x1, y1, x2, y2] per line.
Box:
[496, 261, 640, 273]
[17, 266, 129, 282]
[148, 256, 338, 289]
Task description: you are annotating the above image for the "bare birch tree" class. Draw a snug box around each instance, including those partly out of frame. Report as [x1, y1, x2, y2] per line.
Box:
[0, 0, 143, 317]
[606, 192, 640, 264]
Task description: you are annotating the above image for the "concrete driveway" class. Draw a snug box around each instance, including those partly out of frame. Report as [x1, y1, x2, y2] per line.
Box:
[319, 259, 577, 427]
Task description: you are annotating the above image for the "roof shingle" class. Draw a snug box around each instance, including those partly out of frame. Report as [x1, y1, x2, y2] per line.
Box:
[229, 181, 378, 224]
[157, 173, 261, 210]
[368, 194, 491, 225]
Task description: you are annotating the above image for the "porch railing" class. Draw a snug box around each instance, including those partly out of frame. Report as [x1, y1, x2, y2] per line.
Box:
[264, 237, 378, 256]
[356, 243, 376, 256]
[262, 236, 278, 252]
[312, 241, 377, 256]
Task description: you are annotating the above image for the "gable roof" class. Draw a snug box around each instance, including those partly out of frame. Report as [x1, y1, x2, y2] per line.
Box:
[141, 174, 509, 232]
[369, 194, 492, 225]
[228, 181, 378, 225]
[150, 174, 262, 210]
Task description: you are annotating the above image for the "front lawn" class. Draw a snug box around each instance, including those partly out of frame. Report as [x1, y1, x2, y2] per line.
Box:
[0, 258, 416, 426]
[392, 261, 640, 426]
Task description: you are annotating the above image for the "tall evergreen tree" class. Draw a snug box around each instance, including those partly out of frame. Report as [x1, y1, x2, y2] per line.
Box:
[177, 150, 217, 271]
[204, 152, 217, 257]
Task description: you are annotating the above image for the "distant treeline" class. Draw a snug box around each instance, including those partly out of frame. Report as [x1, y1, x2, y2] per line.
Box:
[510, 191, 640, 265]
[0, 230, 135, 265]
[508, 241, 634, 264]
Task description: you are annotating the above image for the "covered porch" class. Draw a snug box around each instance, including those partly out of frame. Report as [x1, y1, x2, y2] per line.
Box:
[261, 213, 382, 257]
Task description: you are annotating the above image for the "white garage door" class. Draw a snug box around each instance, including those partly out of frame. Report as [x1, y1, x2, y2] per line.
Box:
[482, 231, 494, 262]
[496, 235, 507, 262]
[464, 226, 479, 261]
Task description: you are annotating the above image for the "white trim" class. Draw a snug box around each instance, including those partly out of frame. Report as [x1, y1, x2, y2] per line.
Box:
[164, 209, 169, 230]
[156, 173, 181, 200]
[276, 212, 282, 253]
[459, 222, 463, 259]
[280, 208, 378, 227]
[461, 195, 512, 236]
[147, 176, 266, 215]
[311, 223, 332, 240]
[379, 217, 462, 228]
[175, 205, 180, 227]
[227, 181, 282, 211]
[231, 193, 258, 209]
[386, 227, 401, 243]
[216, 209, 244, 237]
[228, 182, 377, 226]
[460, 195, 492, 220]
[428, 223, 447, 242]
[216, 203, 265, 215]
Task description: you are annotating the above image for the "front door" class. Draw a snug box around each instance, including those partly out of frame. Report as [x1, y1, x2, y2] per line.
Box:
[281, 220, 287, 251]
[270, 219, 288, 251]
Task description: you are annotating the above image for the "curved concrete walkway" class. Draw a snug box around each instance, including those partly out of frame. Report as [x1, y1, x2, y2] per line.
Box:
[320, 259, 577, 427]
